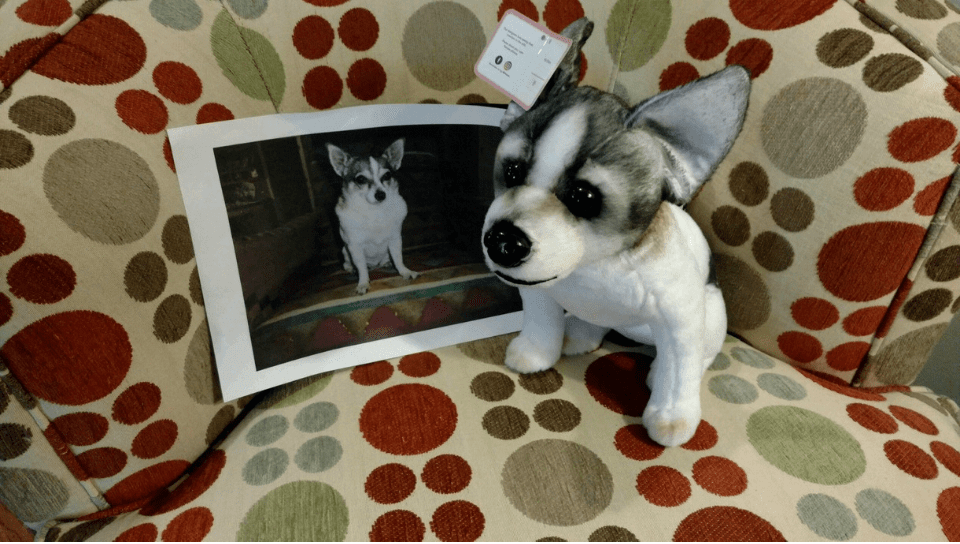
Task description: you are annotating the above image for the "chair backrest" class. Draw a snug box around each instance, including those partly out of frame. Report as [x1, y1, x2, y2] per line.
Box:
[0, 0, 958, 527]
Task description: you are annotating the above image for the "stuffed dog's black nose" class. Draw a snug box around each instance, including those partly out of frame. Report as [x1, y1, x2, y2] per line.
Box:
[483, 220, 531, 268]
[375, 190, 386, 202]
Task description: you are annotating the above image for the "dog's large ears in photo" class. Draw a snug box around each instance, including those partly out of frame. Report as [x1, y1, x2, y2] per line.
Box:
[626, 65, 751, 204]
[499, 18, 594, 132]
[382, 138, 404, 171]
[327, 143, 351, 178]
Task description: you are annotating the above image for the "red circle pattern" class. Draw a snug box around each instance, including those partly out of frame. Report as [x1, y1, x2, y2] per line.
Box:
[0, 210, 26, 257]
[359, 384, 457, 455]
[351, 360, 393, 386]
[854, 168, 914, 211]
[685, 18, 730, 61]
[339, 8, 379, 52]
[636, 466, 691, 507]
[888, 118, 957, 163]
[53, 412, 109, 446]
[884, 439, 939, 479]
[16, 0, 72, 26]
[370, 510, 425, 542]
[660, 62, 700, 91]
[365, 463, 417, 504]
[161, 507, 214, 542]
[791, 297, 839, 331]
[692, 456, 748, 497]
[398, 352, 441, 378]
[303, 65, 343, 110]
[777, 331, 822, 364]
[7, 254, 76, 304]
[347, 59, 387, 101]
[132, 419, 179, 459]
[674, 507, 785, 541]
[116, 89, 168, 134]
[888, 405, 938, 435]
[422, 454, 472, 494]
[294, 16, 335, 60]
[825, 342, 869, 372]
[846, 402, 898, 434]
[615, 424, 665, 461]
[842, 306, 887, 336]
[1, 311, 132, 405]
[153, 62, 202, 104]
[113, 382, 163, 425]
[585, 352, 650, 417]
[430, 501, 484, 541]
[725, 38, 774, 78]
[196, 103, 234, 124]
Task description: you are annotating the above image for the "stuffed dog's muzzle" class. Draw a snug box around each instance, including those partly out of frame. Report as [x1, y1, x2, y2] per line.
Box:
[483, 220, 531, 268]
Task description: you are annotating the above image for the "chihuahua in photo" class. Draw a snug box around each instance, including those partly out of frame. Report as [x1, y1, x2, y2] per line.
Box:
[481, 18, 750, 446]
[328, 138, 418, 295]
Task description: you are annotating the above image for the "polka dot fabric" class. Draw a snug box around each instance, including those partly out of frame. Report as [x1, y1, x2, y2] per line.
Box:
[611, 0, 960, 383]
[37, 338, 960, 541]
[1, 0, 959, 539]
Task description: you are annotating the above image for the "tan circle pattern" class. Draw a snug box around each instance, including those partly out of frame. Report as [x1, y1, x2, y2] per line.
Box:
[728, 162, 769, 206]
[43, 139, 160, 245]
[770, 188, 815, 232]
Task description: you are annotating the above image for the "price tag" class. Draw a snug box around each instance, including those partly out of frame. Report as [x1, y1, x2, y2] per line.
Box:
[474, 10, 571, 110]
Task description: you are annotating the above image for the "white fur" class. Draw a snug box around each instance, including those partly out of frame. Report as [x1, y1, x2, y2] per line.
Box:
[528, 106, 587, 189]
[504, 204, 725, 446]
[481, 47, 748, 447]
[331, 141, 417, 295]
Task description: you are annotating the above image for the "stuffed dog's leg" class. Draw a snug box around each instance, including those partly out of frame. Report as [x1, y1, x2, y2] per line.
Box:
[702, 283, 727, 373]
[562, 315, 609, 356]
[506, 287, 565, 373]
[388, 235, 418, 281]
[638, 298, 708, 447]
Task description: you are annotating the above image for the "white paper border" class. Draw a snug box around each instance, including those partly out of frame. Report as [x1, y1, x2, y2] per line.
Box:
[168, 105, 520, 401]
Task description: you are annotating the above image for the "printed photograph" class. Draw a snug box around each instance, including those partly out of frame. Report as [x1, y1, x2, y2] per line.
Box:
[211, 122, 522, 371]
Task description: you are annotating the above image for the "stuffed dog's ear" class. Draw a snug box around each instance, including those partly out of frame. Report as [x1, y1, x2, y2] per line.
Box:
[382, 138, 404, 171]
[626, 65, 751, 204]
[327, 143, 350, 178]
[499, 17, 594, 132]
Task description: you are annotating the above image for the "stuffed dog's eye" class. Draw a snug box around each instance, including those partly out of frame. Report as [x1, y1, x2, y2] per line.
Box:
[562, 180, 603, 219]
[503, 160, 526, 188]
[381, 171, 393, 181]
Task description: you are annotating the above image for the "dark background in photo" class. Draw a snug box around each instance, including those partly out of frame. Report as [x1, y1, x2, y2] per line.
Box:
[212, 121, 521, 370]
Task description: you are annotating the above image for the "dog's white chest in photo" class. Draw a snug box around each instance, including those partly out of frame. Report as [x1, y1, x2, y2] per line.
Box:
[480, 17, 750, 447]
[329, 138, 419, 295]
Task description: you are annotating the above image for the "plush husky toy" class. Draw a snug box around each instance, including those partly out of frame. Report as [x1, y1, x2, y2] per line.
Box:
[481, 18, 750, 447]
[328, 139, 418, 295]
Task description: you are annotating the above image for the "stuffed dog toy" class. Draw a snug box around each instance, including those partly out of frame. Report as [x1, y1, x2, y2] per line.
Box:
[328, 139, 418, 295]
[481, 18, 750, 446]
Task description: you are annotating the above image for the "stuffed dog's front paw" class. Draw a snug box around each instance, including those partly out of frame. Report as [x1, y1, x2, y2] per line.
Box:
[400, 269, 418, 281]
[642, 400, 700, 447]
[505, 335, 558, 374]
[355, 282, 370, 295]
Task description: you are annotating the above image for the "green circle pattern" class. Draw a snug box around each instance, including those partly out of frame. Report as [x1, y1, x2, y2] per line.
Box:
[708, 352, 731, 371]
[606, 0, 672, 72]
[708, 375, 759, 404]
[731, 347, 776, 369]
[797, 493, 858, 540]
[294, 402, 339, 433]
[242, 448, 288, 486]
[757, 373, 807, 401]
[747, 406, 865, 485]
[237, 481, 348, 541]
[855, 489, 915, 537]
[245, 415, 289, 447]
[295, 436, 342, 473]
